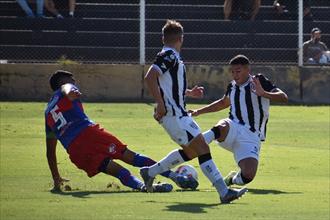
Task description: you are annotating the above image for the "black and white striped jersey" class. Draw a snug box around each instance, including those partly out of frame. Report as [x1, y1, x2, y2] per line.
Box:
[152, 47, 188, 117]
[225, 74, 277, 141]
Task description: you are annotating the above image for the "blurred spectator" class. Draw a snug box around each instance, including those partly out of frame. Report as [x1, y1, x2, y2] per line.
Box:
[303, 28, 329, 63]
[44, 0, 76, 18]
[224, 0, 261, 21]
[16, 0, 44, 18]
[273, 0, 313, 20]
[306, 48, 330, 64]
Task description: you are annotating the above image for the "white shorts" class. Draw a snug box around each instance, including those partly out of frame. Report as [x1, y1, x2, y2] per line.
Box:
[160, 115, 201, 146]
[217, 119, 261, 164]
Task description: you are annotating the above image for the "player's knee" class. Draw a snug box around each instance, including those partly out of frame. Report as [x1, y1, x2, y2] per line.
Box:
[241, 170, 256, 183]
[213, 121, 229, 142]
[211, 126, 221, 139]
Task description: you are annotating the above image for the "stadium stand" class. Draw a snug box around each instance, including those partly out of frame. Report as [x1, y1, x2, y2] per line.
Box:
[0, 0, 329, 64]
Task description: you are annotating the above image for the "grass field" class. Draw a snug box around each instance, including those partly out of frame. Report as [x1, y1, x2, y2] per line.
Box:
[0, 102, 329, 220]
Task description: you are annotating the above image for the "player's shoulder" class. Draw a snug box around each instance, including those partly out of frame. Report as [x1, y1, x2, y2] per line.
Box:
[157, 49, 177, 60]
[254, 73, 274, 83]
[225, 81, 235, 95]
[227, 80, 235, 87]
[45, 91, 62, 112]
[254, 73, 277, 91]
[254, 73, 267, 79]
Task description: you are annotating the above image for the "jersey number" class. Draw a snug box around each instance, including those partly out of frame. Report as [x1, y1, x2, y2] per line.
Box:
[50, 105, 67, 130]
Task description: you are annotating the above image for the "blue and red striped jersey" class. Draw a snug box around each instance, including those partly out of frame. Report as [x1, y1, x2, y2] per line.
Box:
[45, 86, 93, 149]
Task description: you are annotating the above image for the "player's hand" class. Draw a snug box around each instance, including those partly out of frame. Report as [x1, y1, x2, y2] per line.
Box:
[186, 86, 204, 98]
[154, 102, 166, 122]
[188, 109, 199, 117]
[252, 76, 266, 97]
[67, 88, 81, 100]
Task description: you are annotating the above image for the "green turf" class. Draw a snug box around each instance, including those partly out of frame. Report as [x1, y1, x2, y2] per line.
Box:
[0, 103, 329, 220]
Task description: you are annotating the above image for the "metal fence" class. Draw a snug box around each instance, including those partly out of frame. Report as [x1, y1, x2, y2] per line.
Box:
[0, 0, 329, 65]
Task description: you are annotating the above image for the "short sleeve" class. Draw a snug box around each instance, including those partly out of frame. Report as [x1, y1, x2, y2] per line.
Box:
[153, 50, 177, 74]
[256, 74, 277, 92]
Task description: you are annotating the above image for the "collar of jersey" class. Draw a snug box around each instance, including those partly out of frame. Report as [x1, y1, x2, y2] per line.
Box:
[233, 75, 252, 88]
[163, 46, 180, 57]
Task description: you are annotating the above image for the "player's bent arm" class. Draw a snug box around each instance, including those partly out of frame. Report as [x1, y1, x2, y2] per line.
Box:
[262, 88, 288, 103]
[46, 137, 61, 186]
[185, 86, 204, 99]
[144, 66, 163, 104]
[193, 95, 230, 116]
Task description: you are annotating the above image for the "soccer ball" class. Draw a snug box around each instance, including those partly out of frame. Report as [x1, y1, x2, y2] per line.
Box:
[175, 164, 198, 181]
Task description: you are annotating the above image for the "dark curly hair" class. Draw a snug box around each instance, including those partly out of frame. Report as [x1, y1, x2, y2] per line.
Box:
[49, 70, 74, 91]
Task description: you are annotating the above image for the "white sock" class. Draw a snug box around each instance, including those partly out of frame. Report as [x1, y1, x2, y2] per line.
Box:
[200, 159, 228, 196]
[203, 130, 215, 144]
[232, 171, 245, 185]
[69, 11, 74, 16]
[148, 149, 185, 177]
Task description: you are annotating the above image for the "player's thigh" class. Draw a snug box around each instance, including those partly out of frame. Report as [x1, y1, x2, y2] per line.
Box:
[121, 148, 136, 165]
[232, 127, 261, 165]
[216, 119, 238, 152]
[161, 116, 201, 146]
[105, 160, 126, 176]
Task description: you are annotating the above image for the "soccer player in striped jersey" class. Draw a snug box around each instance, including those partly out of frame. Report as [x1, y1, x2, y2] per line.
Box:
[190, 55, 288, 187]
[45, 70, 196, 193]
[140, 20, 247, 204]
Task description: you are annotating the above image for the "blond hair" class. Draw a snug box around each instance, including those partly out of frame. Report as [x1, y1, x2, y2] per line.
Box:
[162, 20, 184, 44]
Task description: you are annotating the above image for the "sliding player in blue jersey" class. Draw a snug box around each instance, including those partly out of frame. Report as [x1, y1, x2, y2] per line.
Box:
[45, 70, 198, 192]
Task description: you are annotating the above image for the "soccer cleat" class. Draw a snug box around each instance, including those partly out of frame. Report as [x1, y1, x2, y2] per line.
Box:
[152, 182, 173, 192]
[175, 175, 199, 190]
[224, 171, 237, 186]
[220, 188, 248, 204]
[140, 167, 155, 192]
[140, 182, 173, 193]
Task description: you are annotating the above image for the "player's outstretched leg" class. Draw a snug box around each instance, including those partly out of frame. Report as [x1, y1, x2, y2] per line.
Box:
[122, 149, 198, 189]
[100, 158, 173, 192]
[132, 152, 197, 190]
[139, 149, 191, 192]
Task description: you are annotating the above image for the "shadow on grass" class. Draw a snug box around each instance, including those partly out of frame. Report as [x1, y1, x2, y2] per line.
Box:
[50, 189, 139, 198]
[163, 202, 219, 213]
[247, 188, 302, 195]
